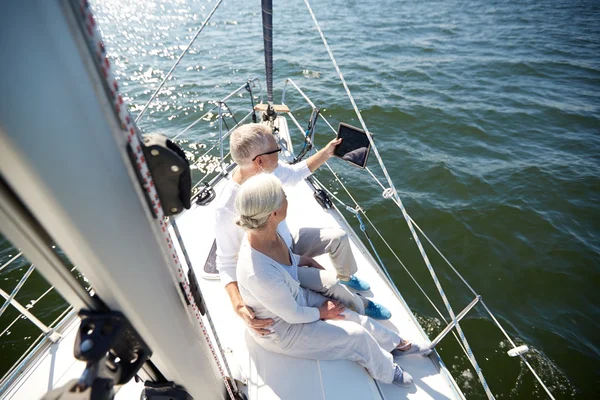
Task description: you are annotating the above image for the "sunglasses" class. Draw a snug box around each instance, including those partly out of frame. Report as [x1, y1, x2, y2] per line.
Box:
[252, 147, 281, 161]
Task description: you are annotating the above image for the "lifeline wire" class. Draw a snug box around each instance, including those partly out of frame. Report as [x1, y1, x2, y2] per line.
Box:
[287, 108, 471, 355]
[302, 1, 493, 397]
[284, 73, 554, 397]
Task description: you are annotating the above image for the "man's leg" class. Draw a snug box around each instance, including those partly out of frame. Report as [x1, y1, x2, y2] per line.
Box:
[297, 266, 365, 314]
[292, 227, 358, 279]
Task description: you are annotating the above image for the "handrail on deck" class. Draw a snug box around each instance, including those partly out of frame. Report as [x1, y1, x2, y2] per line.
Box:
[0, 259, 61, 343]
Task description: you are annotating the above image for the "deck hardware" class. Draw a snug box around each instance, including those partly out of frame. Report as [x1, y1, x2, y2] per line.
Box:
[141, 134, 192, 216]
[141, 381, 193, 400]
[508, 345, 530, 357]
[42, 310, 152, 399]
[313, 189, 332, 209]
[74, 310, 152, 384]
[429, 295, 482, 350]
[80, 339, 94, 352]
[195, 183, 216, 206]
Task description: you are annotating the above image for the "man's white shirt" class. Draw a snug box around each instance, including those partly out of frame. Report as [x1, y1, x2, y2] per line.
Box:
[214, 161, 311, 286]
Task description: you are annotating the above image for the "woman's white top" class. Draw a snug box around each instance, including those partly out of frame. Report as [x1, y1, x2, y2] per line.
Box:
[214, 161, 311, 286]
[236, 236, 320, 326]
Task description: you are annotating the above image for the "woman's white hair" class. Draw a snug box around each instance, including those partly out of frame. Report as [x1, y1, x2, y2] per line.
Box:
[230, 123, 272, 166]
[235, 173, 284, 230]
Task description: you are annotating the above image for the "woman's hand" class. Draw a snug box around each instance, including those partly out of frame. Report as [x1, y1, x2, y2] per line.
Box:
[236, 304, 274, 335]
[318, 300, 345, 320]
[299, 255, 325, 270]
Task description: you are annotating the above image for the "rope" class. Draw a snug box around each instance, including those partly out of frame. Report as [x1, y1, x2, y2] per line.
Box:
[302, 1, 493, 397]
[171, 221, 238, 393]
[135, 0, 225, 123]
[74, 1, 236, 397]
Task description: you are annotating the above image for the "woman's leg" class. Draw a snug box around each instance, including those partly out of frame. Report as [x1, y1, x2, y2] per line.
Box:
[341, 309, 402, 352]
[277, 318, 396, 384]
[297, 266, 365, 314]
[302, 288, 400, 351]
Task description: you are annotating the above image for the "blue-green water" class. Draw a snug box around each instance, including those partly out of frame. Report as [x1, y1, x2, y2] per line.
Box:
[1, 0, 599, 398]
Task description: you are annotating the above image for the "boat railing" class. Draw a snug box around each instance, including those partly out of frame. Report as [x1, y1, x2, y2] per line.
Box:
[280, 75, 555, 399]
[168, 78, 263, 195]
[0, 249, 76, 393]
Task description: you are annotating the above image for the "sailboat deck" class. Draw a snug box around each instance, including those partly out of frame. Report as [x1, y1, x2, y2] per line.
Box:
[2, 117, 463, 400]
[173, 118, 462, 399]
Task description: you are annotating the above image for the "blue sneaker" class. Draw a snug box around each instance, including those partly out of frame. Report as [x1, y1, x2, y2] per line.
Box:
[364, 298, 392, 320]
[339, 275, 370, 291]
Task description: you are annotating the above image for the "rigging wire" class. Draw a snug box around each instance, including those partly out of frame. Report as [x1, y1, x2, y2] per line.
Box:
[135, 0, 225, 123]
[286, 114, 475, 360]
[0, 252, 23, 274]
[286, 76, 555, 397]
[173, 78, 260, 141]
[302, 0, 493, 396]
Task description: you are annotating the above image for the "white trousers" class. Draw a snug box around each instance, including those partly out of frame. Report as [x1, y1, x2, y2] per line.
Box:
[291, 227, 358, 279]
[255, 289, 401, 384]
[297, 266, 365, 314]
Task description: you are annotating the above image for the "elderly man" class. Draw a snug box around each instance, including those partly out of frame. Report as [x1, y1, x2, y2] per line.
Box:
[215, 123, 391, 335]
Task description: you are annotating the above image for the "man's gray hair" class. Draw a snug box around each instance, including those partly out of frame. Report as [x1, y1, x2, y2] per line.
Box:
[230, 123, 272, 166]
[235, 173, 284, 231]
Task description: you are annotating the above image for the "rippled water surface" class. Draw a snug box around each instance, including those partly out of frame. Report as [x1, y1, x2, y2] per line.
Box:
[1, 0, 599, 398]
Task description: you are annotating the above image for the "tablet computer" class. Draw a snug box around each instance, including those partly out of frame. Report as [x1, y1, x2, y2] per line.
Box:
[334, 122, 371, 169]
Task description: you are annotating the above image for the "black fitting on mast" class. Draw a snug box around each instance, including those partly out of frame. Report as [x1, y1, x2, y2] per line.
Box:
[262, 103, 278, 124]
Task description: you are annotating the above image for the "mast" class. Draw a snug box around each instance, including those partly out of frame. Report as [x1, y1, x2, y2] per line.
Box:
[0, 2, 224, 398]
[261, 0, 274, 105]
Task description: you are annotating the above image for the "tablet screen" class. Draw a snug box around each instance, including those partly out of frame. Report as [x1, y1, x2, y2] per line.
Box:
[334, 123, 371, 168]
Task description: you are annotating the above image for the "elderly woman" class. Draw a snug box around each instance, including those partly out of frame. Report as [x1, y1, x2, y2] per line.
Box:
[235, 173, 423, 387]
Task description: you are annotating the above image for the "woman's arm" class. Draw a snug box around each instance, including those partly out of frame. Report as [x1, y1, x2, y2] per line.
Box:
[248, 271, 320, 324]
